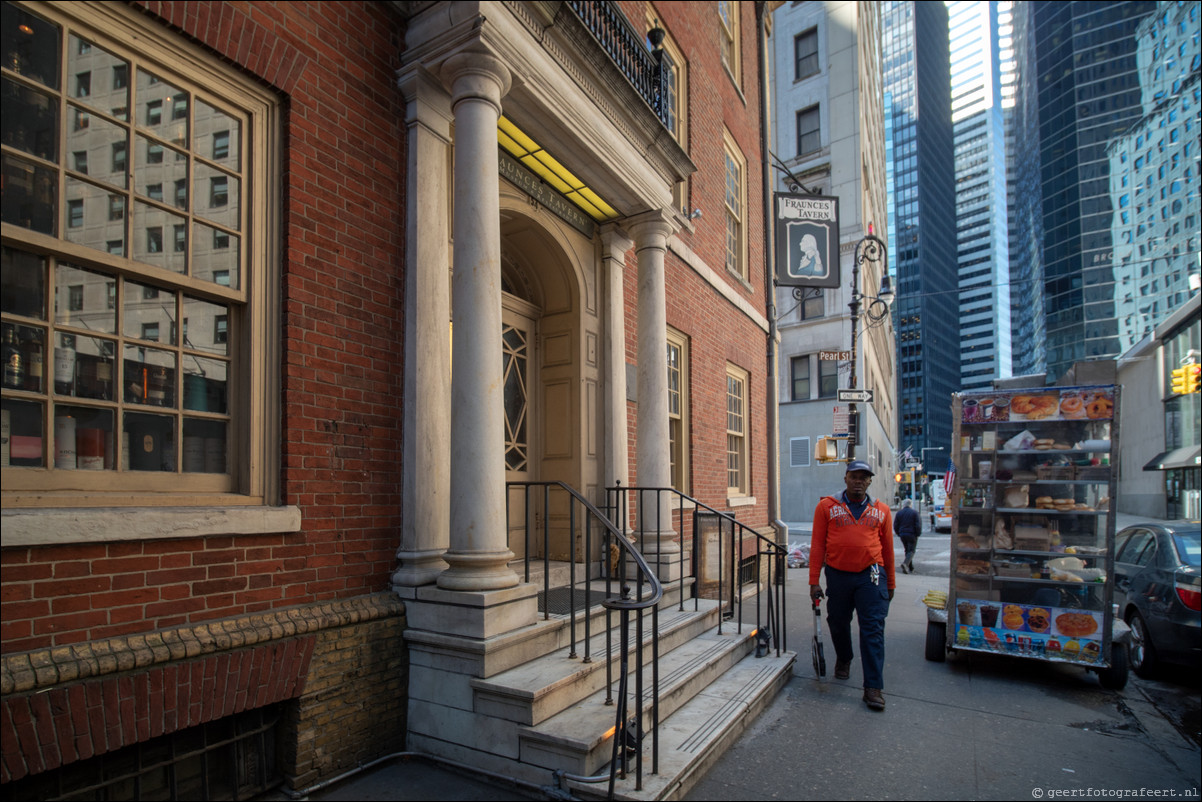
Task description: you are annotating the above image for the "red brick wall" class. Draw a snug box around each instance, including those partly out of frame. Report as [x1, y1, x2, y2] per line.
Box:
[622, 1, 772, 522]
[0, 637, 315, 783]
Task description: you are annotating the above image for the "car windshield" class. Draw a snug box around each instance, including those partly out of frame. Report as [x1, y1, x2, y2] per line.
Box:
[1172, 530, 1201, 567]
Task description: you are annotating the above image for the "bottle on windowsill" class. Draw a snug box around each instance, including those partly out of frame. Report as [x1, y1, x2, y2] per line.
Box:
[2, 324, 24, 390]
[22, 329, 43, 392]
[54, 334, 76, 395]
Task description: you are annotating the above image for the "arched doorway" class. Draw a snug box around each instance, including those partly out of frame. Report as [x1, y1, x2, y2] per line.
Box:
[498, 201, 599, 568]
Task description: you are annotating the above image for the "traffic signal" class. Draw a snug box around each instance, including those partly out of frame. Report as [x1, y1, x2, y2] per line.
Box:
[1171, 366, 1193, 395]
[895, 473, 904, 483]
[1188, 364, 1201, 394]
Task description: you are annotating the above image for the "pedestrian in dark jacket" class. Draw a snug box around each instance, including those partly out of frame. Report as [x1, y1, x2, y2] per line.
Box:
[893, 498, 920, 574]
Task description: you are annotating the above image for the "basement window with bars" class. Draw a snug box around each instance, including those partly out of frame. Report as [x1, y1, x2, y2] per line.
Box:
[0, 1, 279, 509]
[5, 705, 282, 802]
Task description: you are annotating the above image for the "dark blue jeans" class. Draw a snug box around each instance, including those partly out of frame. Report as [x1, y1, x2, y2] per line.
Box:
[825, 564, 891, 689]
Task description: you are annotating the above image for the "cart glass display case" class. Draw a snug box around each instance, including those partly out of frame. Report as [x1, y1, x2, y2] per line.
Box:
[942, 385, 1122, 679]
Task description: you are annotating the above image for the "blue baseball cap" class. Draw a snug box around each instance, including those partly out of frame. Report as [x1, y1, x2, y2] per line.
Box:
[845, 460, 874, 475]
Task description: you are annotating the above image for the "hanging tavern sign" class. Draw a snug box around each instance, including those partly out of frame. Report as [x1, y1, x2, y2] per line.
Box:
[774, 193, 840, 288]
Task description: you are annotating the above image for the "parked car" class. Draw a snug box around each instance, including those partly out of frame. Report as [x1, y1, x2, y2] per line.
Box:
[1112, 521, 1201, 678]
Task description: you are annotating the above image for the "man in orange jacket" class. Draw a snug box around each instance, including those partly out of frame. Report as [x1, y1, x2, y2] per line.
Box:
[809, 460, 895, 711]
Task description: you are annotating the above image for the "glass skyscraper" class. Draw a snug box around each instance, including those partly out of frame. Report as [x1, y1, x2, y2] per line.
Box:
[1032, 0, 1161, 379]
[948, 1, 1013, 392]
[883, 1, 959, 461]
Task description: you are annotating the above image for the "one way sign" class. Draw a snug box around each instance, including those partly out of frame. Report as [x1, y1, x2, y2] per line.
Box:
[837, 388, 873, 403]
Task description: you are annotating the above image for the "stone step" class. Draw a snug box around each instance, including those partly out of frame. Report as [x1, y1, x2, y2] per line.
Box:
[472, 597, 723, 726]
[564, 647, 796, 801]
[516, 623, 782, 778]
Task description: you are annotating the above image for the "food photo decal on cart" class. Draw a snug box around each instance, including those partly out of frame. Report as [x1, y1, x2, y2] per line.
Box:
[961, 387, 1115, 424]
[952, 599, 1103, 664]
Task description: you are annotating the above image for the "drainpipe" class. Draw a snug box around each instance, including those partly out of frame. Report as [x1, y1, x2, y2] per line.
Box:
[758, 1, 788, 548]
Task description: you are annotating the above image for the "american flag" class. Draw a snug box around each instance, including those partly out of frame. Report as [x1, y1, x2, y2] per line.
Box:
[944, 458, 957, 495]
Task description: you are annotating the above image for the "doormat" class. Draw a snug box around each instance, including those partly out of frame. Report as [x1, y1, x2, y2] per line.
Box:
[538, 587, 603, 616]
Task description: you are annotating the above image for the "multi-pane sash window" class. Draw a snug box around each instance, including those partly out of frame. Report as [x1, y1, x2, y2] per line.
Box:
[819, 358, 839, 398]
[667, 329, 689, 493]
[1, 1, 274, 505]
[725, 364, 748, 496]
[723, 131, 746, 281]
[718, 0, 740, 84]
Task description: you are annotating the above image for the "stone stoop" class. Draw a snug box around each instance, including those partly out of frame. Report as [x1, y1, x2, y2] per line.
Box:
[471, 597, 723, 727]
[565, 647, 797, 801]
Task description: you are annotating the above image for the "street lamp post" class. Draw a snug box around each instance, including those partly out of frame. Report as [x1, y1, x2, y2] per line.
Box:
[848, 227, 892, 459]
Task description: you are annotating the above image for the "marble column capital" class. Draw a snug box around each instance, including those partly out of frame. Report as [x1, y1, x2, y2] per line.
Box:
[599, 224, 634, 263]
[398, 64, 453, 140]
[625, 208, 679, 254]
[442, 51, 512, 111]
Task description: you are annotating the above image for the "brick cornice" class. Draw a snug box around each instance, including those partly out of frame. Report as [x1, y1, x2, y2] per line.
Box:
[1, 594, 404, 696]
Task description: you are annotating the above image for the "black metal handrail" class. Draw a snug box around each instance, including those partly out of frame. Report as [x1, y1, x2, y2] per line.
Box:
[506, 481, 662, 797]
[605, 483, 788, 657]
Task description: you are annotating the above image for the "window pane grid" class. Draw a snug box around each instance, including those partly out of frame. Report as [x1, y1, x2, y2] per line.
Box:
[2, 4, 249, 487]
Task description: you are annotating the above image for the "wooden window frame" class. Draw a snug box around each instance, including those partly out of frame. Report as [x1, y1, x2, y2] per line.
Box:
[722, 129, 747, 282]
[667, 327, 690, 494]
[1, 1, 281, 522]
[718, 0, 741, 86]
[725, 363, 749, 497]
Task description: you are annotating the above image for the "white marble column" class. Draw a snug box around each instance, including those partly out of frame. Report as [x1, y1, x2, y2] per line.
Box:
[599, 225, 633, 493]
[438, 52, 519, 592]
[393, 66, 452, 588]
[627, 211, 680, 573]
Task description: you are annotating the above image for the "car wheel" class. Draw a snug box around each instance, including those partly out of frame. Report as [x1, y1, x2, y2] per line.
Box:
[1126, 610, 1158, 679]
[925, 621, 946, 662]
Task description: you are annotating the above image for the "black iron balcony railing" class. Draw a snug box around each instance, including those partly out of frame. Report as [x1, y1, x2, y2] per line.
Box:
[564, 0, 670, 130]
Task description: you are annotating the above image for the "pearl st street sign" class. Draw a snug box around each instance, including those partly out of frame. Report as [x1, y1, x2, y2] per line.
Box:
[819, 350, 851, 361]
[837, 388, 874, 403]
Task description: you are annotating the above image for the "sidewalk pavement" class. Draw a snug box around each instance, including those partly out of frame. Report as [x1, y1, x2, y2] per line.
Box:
[259, 510, 1194, 801]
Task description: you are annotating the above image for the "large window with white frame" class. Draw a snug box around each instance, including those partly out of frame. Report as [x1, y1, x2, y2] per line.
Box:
[1, 0, 277, 508]
[725, 363, 748, 497]
[666, 327, 689, 494]
[723, 129, 747, 282]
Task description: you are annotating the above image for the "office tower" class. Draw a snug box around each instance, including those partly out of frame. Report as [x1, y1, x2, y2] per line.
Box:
[882, 0, 959, 463]
[1000, 0, 1047, 378]
[948, 1, 1013, 391]
[1031, 0, 1160, 379]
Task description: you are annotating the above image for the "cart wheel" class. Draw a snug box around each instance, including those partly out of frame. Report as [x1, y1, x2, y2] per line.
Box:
[925, 621, 947, 663]
[1097, 642, 1129, 690]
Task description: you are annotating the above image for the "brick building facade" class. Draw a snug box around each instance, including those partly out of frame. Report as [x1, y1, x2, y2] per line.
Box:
[2, 1, 781, 796]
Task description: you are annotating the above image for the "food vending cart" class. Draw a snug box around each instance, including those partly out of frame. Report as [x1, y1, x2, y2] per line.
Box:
[924, 385, 1129, 689]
